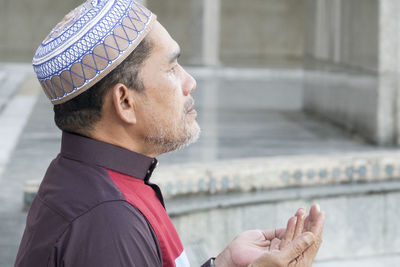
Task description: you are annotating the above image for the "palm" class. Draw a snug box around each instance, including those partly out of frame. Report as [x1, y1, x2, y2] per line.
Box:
[227, 229, 284, 267]
[214, 205, 325, 267]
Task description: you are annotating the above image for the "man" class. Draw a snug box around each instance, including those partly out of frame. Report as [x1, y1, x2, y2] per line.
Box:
[15, 0, 324, 266]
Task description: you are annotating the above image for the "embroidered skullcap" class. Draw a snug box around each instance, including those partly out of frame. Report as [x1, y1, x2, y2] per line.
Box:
[33, 0, 156, 104]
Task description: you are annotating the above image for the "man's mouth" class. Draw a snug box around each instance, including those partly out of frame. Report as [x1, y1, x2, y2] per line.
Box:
[187, 105, 197, 115]
[186, 99, 197, 115]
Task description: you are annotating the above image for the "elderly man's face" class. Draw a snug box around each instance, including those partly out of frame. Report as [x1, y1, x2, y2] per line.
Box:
[133, 21, 200, 155]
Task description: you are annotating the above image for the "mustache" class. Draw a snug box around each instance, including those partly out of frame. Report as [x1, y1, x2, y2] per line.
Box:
[184, 98, 195, 113]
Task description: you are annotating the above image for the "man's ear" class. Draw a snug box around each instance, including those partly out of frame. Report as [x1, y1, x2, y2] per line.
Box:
[111, 83, 137, 124]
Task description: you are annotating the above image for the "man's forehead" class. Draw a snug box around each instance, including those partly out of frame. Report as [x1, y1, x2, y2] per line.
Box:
[147, 21, 180, 58]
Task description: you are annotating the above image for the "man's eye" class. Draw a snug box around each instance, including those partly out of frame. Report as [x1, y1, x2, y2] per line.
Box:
[170, 66, 177, 73]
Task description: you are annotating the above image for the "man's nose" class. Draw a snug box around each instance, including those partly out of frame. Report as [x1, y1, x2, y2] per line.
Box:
[182, 70, 197, 96]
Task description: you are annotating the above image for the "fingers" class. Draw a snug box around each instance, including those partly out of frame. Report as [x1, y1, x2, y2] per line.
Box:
[301, 204, 325, 266]
[309, 204, 325, 259]
[280, 232, 315, 262]
[249, 205, 324, 267]
[280, 207, 306, 250]
[248, 233, 315, 267]
[264, 205, 324, 250]
[303, 215, 310, 233]
[308, 204, 325, 236]
[262, 228, 286, 241]
[293, 208, 306, 239]
[279, 216, 297, 249]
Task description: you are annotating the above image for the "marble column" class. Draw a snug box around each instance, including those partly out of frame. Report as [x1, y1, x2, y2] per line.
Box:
[331, 0, 342, 63]
[314, 0, 329, 60]
[202, 0, 220, 66]
[189, 0, 220, 66]
[304, 0, 388, 145]
[314, 0, 342, 62]
[378, 0, 400, 145]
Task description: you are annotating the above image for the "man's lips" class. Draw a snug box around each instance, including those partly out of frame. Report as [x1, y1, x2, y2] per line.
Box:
[186, 99, 196, 115]
[187, 105, 197, 115]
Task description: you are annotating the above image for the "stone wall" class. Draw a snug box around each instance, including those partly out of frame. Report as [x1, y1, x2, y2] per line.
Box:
[148, 0, 305, 66]
[168, 185, 400, 267]
[156, 151, 400, 266]
[0, 0, 82, 62]
[219, 0, 305, 67]
[304, 0, 378, 70]
[303, 0, 380, 144]
[1, 0, 306, 67]
[303, 0, 400, 145]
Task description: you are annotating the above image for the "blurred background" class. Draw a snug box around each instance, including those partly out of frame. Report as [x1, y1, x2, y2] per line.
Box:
[1, 0, 400, 266]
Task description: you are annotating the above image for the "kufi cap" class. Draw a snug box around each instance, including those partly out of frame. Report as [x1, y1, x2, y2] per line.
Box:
[33, 0, 156, 104]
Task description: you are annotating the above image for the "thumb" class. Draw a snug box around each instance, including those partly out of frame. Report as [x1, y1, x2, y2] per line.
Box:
[280, 232, 315, 261]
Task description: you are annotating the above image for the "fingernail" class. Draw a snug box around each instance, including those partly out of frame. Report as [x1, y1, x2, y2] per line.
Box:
[293, 216, 297, 223]
[315, 204, 320, 212]
[304, 233, 315, 245]
[299, 208, 306, 218]
[297, 208, 305, 215]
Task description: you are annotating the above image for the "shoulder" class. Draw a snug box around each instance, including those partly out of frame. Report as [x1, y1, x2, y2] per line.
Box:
[56, 201, 162, 267]
[38, 155, 125, 220]
[72, 200, 153, 231]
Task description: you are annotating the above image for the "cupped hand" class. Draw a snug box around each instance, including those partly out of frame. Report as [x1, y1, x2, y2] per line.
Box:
[214, 204, 325, 267]
[224, 228, 286, 266]
[251, 204, 325, 267]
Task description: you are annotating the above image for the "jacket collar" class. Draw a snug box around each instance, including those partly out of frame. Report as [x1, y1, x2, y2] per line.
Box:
[60, 131, 158, 181]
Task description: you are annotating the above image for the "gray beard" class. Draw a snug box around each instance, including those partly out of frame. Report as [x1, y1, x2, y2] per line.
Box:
[144, 118, 200, 155]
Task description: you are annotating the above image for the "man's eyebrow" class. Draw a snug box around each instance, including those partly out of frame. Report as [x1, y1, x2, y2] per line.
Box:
[169, 48, 181, 64]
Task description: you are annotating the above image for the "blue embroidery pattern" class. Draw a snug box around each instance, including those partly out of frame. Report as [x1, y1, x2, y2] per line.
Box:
[33, 0, 154, 103]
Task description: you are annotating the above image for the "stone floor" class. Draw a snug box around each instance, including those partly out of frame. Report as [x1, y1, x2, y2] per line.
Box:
[0, 64, 399, 266]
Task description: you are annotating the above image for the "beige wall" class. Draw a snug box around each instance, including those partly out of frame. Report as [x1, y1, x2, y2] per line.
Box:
[304, 0, 378, 71]
[147, 0, 195, 65]
[220, 0, 305, 67]
[303, 0, 400, 145]
[303, 0, 385, 144]
[0, 0, 82, 62]
[1, 0, 306, 66]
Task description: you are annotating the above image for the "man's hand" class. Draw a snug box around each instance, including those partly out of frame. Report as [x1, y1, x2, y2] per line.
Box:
[251, 204, 325, 267]
[213, 204, 325, 267]
[296, 204, 325, 266]
[248, 232, 315, 267]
